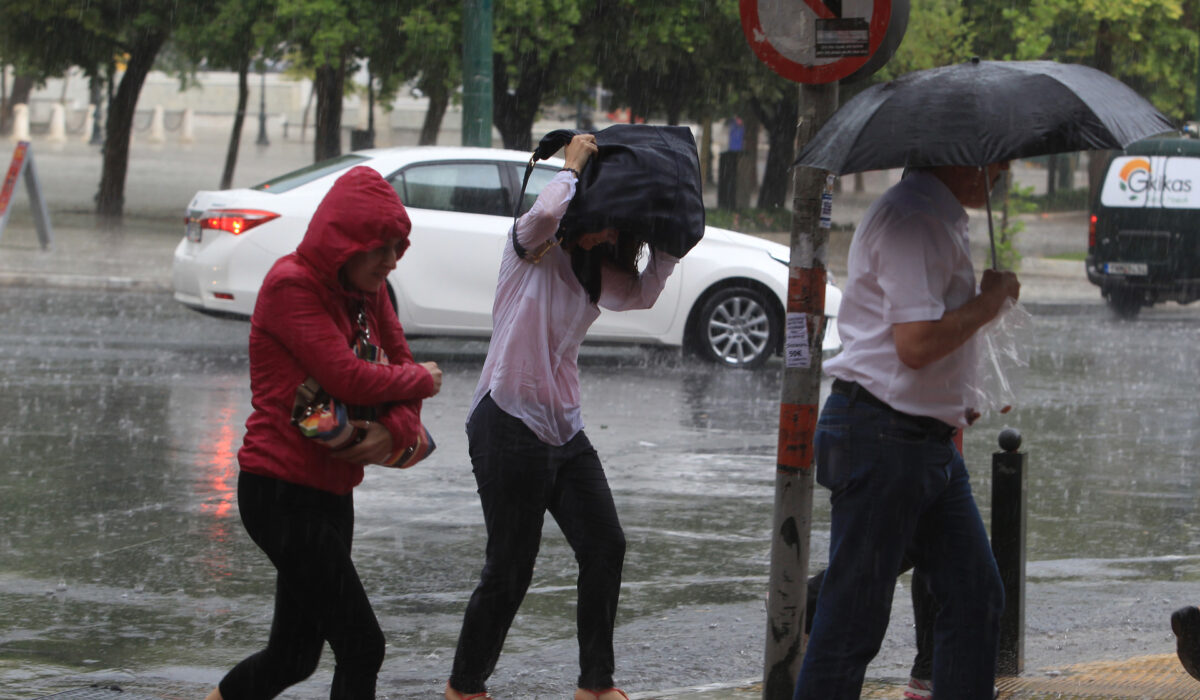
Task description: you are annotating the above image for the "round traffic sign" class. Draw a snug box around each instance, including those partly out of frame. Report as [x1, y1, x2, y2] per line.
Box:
[740, 0, 892, 84]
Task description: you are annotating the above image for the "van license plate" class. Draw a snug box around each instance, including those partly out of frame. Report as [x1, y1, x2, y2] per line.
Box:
[1105, 262, 1148, 275]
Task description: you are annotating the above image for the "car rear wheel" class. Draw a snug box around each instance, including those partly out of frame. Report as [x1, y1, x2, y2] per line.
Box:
[1107, 289, 1143, 319]
[690, 286, 779, 369]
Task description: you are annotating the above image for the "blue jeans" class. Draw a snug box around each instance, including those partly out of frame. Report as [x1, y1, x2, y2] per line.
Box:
[793, 392, 1003, 700]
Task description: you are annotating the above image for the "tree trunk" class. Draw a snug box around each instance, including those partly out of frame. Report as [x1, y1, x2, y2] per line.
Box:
[492, 53, 548, 151]
[419, 83, 450, 146]
[1, 74, 35, 135]
[754, 92, 799, 210]
[314, 60, 346, 162]
[1046, 153, 1058, 196]
[1087, 150, 1110, 202]
[1092, 19, 1114, 75]
[1087, 19, 1115, 205]
[96, 30, 169, 220]
[221, 57, 251, 190]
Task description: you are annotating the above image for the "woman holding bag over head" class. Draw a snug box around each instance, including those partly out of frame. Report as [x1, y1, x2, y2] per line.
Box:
[204, 166, 442, 700]
[445, 134, 680, 700]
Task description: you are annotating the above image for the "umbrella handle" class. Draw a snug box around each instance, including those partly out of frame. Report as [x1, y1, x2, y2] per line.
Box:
[983, 168, 998, 271]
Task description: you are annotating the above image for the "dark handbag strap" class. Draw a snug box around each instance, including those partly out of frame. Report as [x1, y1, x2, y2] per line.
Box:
[512, 129, 582, 262]
[292, 303, 374, 425]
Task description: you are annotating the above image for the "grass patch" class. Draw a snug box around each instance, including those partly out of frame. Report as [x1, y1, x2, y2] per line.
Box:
[1046, 251, 1087, 262]
[1028, 188, 1090, 213]
[705, 207, 792, 233]
[705, 207, 854, 233]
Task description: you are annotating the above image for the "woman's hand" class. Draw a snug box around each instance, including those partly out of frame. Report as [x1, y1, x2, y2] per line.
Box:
[331, 420, 394, 465]
[420, 361, 443, 395]
[562, 133, 597, 173]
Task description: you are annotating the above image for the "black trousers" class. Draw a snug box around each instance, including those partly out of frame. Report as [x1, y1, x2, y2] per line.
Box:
[219, 471, 385, 700]
[450, 394, 627, 693]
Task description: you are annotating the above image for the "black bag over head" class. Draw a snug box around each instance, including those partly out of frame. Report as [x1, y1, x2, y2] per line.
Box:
[517, 124, 705, 259]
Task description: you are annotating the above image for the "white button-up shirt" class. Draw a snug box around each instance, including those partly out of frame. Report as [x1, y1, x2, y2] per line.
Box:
[823, 170, 979, 428]
[469, 170, 679, 445]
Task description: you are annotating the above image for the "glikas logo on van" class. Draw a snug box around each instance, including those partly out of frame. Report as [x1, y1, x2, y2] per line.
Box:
[1119, 158, 1194, 200]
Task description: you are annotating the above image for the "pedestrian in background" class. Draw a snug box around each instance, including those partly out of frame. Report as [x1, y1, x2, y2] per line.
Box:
[793, 163, 1019, 700]
[444, 134, 679, 700]
[205, 166, 442, 700]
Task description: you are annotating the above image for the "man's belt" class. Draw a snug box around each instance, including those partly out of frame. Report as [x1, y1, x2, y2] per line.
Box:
[830, 378, 957, 441]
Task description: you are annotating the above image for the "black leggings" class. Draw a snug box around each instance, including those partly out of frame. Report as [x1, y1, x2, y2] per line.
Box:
[449, 394, 627, 693]
[218, 471, 385, 700]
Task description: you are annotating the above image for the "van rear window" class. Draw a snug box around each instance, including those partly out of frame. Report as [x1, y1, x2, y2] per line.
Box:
[1100, 156, 1200, 209]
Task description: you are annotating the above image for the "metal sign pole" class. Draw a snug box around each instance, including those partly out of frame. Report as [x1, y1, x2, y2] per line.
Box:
[740, 2, 901, 695]
[462, 0, 493, 148]
[762, 81, 838, 700]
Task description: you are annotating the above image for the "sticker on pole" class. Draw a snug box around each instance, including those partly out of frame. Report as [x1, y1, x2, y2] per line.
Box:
[819, 174, 835, 229]
[785, 312, 811, 368]
[740, 0, 892, 84]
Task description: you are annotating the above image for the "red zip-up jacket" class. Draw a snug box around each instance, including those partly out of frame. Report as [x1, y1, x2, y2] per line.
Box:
[237, 166, 436, 494]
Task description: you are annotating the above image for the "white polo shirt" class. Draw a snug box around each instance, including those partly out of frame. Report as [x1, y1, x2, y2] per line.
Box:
[823, 170, 979, 428]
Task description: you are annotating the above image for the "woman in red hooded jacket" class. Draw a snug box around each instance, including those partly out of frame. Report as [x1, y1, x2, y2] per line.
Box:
[205, 166, 442, 700]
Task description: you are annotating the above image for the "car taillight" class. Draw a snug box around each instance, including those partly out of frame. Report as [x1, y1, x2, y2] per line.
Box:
[1088, 214, 1097, 248]
[200, 209, 280, 235]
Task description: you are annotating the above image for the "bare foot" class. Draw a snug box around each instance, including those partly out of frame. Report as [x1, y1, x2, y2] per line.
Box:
[445, 681, 492, 699]
[574, 689, 629, 700]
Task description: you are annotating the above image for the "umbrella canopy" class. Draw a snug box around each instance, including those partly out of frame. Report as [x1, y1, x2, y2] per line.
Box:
[793, 58, 1175, 175]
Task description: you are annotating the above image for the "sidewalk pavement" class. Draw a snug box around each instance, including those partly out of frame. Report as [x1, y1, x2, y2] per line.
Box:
[33, 653, 1200, 700]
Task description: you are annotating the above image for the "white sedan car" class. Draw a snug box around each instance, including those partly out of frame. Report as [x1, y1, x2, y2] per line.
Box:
[172, 146, 840, 369]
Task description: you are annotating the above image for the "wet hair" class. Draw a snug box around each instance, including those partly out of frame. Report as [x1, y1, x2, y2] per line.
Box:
[565, 229, 647, 303]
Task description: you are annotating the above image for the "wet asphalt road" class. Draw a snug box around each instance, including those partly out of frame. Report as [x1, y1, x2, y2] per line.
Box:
[1, 284, 1199, 698]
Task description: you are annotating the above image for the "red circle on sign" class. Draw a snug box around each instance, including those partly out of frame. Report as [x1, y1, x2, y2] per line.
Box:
[740, 0, 892, 84]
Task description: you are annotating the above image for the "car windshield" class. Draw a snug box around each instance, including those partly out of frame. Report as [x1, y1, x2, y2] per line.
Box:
[251, 154, 370, 193]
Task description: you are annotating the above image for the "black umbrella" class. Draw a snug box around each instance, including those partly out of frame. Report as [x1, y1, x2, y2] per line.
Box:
[794, 58, 1174, 174]
[792, 59, 1176, 268]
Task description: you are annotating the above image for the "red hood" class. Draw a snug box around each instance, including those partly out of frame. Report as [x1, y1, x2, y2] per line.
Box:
[296, 165, 412, 285]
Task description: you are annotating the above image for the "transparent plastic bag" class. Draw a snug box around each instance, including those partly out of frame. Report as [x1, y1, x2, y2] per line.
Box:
[967, 298, 1033, 417]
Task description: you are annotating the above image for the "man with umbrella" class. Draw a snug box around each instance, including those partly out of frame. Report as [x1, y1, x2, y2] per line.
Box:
[793, 161, 1018, 700]
[789, 59, 1173, 700]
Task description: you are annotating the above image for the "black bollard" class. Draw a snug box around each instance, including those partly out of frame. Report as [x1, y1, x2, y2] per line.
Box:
[991, 427, 1025, 676]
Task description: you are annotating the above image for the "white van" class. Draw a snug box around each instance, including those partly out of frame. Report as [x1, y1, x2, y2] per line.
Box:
[1087, 136, 1200, 317]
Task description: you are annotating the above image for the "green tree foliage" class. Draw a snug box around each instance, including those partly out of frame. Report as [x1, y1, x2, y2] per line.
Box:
[876, 0, 977, 80]
[275, 0, 358, 160]
[589, 0, 743, 125]
[994, 0, 1197, 122]
[272, 0, 406, 160]
[171, 0, 282, 188]
[0, 0, 216, 218]
[396, 3, 462, 145]
[491, 0, 585, 150]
